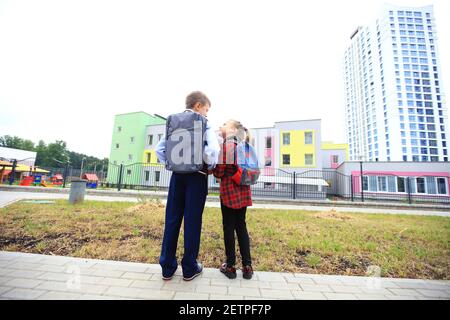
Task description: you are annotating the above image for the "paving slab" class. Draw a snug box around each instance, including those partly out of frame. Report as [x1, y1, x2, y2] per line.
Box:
[1, 251, 449, 300]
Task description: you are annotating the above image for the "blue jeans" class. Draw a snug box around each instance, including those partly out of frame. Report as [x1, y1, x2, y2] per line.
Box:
[159, 172, 208, 278]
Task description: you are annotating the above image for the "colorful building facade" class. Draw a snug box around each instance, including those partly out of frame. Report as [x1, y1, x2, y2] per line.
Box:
[108, 115, 349, 192]
[250, 119, 344, 173]
[107, 112, 166, 185]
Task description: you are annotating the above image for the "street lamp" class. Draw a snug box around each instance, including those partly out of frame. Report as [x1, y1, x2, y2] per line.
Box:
[80, 157, 86, 178]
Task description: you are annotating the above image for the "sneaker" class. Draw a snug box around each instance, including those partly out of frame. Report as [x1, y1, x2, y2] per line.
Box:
[242, 265, 253, 280]
[220, 263, 237, 279]
[183, 263, 203, 281]
[162, 270, 176, 281]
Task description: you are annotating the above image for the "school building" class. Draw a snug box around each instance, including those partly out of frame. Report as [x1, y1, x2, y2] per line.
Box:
[107, 113, 346, 192]
[106, 112, 449, 202]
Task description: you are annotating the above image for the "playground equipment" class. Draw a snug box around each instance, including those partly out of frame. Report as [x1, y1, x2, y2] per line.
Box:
[82, 173, 99, 189]
[51, 174, 63, 185]
[19, 174, 56, 187]
[19, 176, 34, 186]
[40, 180, 53, 187]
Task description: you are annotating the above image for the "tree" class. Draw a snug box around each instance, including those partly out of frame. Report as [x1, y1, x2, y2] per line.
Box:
[46, 141, 68, 167]
[0, 135, 35, 151]
[1, 135, 107, 169]
[35, 140, 48, 166]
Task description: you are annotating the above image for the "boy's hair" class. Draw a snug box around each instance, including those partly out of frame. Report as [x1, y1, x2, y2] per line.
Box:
[186, 91, 211, 109]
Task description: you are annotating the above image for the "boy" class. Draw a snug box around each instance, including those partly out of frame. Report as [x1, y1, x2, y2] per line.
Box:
[155, 91, 220, 281]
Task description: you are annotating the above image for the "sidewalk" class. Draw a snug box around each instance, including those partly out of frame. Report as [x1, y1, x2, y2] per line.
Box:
[1, 189, 450, 217]
[0, 251, 449, 300]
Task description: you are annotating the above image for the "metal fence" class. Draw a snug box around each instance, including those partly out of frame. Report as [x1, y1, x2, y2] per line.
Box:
[350, 173, 450, 204]
[2, 160, 449, 205]
[99, 163, 450, 205]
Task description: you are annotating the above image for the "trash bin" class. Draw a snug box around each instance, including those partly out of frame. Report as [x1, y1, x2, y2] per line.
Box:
[69, 178, 87, 204]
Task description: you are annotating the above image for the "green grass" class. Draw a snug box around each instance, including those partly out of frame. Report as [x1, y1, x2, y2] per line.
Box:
[0, 200, 449, 279]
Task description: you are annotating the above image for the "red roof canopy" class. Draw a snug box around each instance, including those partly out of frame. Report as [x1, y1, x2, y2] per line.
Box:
[52, 174, 63, 180]
[82, 173, 99, 181]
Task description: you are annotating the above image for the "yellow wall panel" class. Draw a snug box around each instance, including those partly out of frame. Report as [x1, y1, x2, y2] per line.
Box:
[280, 130, 316, 168]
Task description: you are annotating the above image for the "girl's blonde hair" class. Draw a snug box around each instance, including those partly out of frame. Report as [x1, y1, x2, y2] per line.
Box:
[244, 127, 252, 144]
[226, 119, 246, 142]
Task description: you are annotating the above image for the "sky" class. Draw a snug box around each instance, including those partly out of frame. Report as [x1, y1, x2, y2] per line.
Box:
[0, 0, 449, 159]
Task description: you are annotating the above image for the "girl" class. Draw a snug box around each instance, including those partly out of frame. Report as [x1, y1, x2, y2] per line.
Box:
[213, 120, 253, 280]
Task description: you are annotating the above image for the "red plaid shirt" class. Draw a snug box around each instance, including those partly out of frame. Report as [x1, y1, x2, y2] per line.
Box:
[213, 139, 252, 209]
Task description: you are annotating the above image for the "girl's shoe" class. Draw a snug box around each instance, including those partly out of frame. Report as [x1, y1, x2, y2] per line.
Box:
[242, 265, 253, 280]
[220, 263, 237, 279]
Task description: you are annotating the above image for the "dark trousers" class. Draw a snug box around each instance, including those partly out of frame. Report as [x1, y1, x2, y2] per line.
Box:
[221, 202, 252, 267]
[159, 172, 208, 278]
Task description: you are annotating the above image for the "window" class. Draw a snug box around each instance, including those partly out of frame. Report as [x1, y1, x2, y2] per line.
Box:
[387, 176, 396, 192]
[130, 137, 135, 143]
[305, 154, 313, 166]
[362, 176, 369, 191]
[416, 178, 426, 193]
[144, 171, 150, 182]
[282, 154, 290, 165]
[378, 177, 387, 192]
[265, 158, 272, 167]
[426, 177, 437, 194]
[118, 126, 122, 132]
[332, 155, 339, 164]
[158, 134, 163, 141]
[397, 177, 406, 192]
[128, 154, 133, 161]
[264, 182, 275, 189]
[155, 171, 160, 182]
[304, 132, 313, 145]
[369, 176, 377, 192]
[146, 153, 151, 163]
[437, 178, 447, 195]
[127, 169, 132, 175]
[282, 133, 290, 145]
[116, 143, 119, 149]
[148, 135, 153, 145]
[265, 137, 272, 149]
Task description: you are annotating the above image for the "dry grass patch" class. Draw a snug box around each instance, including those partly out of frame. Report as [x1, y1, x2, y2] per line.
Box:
[0, 199, 449, 279]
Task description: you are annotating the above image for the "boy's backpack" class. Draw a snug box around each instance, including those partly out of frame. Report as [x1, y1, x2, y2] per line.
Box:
[165, 110, 208, 173]
[231, 141, 260, 185]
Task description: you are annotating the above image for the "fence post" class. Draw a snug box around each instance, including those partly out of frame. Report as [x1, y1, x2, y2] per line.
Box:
[117, 164, 123, 191]
[292, 172, 296, 200]
[350, 174, 354, 202]
[407, 177, 412, 204]
[360, 161, 364, 202]
[9, 159, 17, 185]
[63, 163, 69, 188]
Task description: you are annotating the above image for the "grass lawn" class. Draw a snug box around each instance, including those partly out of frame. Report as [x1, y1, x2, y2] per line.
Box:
[0, 199, 449, 280]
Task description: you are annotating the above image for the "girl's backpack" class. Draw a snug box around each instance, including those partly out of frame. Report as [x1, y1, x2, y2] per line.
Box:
[231, 141, 260, 185]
